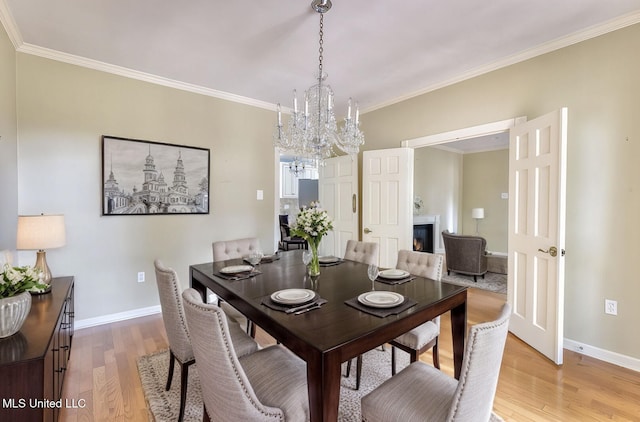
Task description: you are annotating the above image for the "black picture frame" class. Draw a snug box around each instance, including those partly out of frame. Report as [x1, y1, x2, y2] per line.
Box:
[102, 135, 210, 215]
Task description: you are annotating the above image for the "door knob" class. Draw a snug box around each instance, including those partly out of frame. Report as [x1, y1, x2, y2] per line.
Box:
[537, 246, 558, 257]
[363, 228, 372, 234]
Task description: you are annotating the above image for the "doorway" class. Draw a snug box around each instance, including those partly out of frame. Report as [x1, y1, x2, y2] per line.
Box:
[403, 118, 524, 255]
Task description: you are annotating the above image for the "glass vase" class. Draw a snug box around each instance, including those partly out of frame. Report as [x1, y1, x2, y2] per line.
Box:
[308, 241, 320, 277]
[0, 291, 32, 338]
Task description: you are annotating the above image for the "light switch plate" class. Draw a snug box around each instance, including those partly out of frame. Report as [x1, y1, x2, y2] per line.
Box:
[256, 190, 264, 200]
[605, 299, 617, 315]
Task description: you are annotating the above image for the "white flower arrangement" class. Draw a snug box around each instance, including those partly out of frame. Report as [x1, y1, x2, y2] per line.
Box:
[0, 263, 48, 298]
[291, 202, 334, 243]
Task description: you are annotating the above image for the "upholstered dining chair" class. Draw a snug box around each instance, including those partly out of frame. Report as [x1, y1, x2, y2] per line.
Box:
[153, 260, 259, 422]
[343, 240, 379, 389]
[347, 249, 443, 390]
[212, 237, 262, 335]
[212, 237, 262, 261]
[343, 239, 379, 265]
[182, 288, 310, 422]
[361, 303, 512, 422]
[390, 250, 444, 375]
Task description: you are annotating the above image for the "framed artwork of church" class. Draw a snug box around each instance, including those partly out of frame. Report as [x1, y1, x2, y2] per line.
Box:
[101, 135, 210, 215]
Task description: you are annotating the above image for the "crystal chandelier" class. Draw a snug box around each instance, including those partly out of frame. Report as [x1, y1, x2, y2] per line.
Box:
[274, 0, 364, 164]
[287, 157, 308, 176]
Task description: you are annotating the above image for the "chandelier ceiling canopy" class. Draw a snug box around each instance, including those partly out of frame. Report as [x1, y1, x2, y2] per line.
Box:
[274, 0, 364, 165]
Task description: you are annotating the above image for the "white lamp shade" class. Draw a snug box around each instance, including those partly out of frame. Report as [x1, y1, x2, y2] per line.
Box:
[16, 214, 66, 250]
[471, 208, 485, 219]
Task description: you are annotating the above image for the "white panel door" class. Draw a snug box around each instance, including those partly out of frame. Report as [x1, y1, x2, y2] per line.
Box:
[362, 148, 414, 268]
[508, 108, 567, 365]
[318, 155, 358, 258]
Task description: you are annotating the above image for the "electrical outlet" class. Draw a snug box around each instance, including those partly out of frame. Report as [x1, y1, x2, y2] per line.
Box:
[605, 299, 617, 315]
[138, 272, 145, 283]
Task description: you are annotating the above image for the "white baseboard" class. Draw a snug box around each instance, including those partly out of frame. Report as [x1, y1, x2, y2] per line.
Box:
[564, 338, 640, 372]
[486, 251, 507, 256]
[75, 305, 161, 330]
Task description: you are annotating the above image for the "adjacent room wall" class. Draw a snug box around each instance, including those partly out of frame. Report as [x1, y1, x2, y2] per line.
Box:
[413, 146, 462, 238]
[414, 146, 509, 253]
[0, 25, 18, 251]
[361, 24, 640, 360]
[462, 149, 509, 252]
[15, 53, 277, 321]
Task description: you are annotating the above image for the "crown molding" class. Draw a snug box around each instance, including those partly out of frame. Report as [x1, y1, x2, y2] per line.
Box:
[0, 0, 23, 48]
[16, 43, 277, 111]
[363, 10, 640, 114]
[0, 0, 276, 111]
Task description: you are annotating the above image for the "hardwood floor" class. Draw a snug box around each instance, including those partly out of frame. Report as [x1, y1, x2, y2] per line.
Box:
[60, 289, 640, 421]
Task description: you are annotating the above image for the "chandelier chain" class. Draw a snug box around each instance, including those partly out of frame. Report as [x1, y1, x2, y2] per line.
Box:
[318, 13, 324, 78]
[273, 0, 364, 164]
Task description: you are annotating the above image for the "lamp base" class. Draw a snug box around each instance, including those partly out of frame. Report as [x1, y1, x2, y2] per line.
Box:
[33, 250, 53, 294]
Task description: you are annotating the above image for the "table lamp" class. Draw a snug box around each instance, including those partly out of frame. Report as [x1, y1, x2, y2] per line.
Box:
[16, 214, 66, 293]
[471, 208, 484, 235]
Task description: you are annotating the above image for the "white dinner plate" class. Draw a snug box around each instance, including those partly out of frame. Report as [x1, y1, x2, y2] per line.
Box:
[318, 256, 340, 264]
[357, 291, 405, 308]
[220, 265, 254, 274]
[271, 289, 317, 305]
[378, 269, 410, 280]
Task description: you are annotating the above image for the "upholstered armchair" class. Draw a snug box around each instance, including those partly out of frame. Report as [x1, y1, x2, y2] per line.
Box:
[441, 230, 488, 282]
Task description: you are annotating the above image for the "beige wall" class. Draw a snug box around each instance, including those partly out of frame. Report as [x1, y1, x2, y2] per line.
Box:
[14, 53, 277, 321]
[462, 149, 509, 251]
[361, 24, 640, 359]
[0, 25, 18, 249]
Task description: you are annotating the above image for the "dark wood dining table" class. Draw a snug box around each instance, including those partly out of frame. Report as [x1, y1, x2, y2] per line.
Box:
[190, 250, 467, 422]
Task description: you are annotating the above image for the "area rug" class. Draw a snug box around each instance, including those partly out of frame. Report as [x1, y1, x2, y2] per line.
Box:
[441, 271, 507, 294]
[137, 347, 410, 421]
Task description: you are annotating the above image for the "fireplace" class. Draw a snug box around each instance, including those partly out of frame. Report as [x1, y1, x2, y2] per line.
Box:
[413, 224, 434, 253]
[413, 215, 440, 253]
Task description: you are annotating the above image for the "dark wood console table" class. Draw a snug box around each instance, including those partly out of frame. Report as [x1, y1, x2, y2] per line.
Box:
[0, 277, 74, 422]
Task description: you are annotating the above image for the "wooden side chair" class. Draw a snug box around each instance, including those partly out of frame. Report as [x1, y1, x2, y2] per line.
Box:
[278, 214, 307, 250]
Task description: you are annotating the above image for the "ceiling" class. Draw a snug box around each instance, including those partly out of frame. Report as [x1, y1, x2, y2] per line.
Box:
[2, 0, 640, 118]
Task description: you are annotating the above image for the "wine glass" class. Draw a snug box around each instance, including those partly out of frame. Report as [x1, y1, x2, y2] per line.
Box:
[367, 264, 380, 290]
[247, 250, 263, 266]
